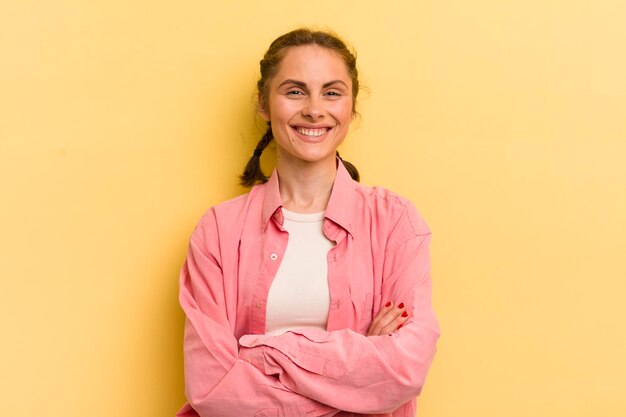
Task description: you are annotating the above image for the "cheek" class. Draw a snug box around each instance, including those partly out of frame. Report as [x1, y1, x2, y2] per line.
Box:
[332, 96, 353, 114]
[270, 99, 298, 121]
[333, 103, 354, 125]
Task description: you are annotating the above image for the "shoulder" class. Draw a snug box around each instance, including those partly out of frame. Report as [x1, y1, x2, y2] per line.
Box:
[353, 182, 431, 239]
[191, 184, 266, 243]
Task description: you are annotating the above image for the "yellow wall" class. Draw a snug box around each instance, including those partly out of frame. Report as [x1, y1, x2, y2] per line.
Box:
[1, 1, 625, 416]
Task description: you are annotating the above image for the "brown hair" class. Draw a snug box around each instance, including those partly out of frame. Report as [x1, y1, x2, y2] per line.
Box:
[240, 28, 360, 187]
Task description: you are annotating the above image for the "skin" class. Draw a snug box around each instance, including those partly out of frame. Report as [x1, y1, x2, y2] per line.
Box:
[367, 301, 409, 336]
[260, 45, 409, 335]
[259, 45, 354, 213]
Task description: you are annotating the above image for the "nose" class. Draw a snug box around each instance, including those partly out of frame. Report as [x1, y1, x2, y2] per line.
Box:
[302, 96, 324, 119]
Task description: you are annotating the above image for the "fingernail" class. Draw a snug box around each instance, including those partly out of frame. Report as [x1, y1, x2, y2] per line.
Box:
[401, 311, 408, 318]
[397, 302, 405, 309]
[397, 324, 403, 330]
[385, 301, 392, 307]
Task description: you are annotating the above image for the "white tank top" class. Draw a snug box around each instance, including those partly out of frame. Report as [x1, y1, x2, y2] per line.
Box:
[264, 208, 334, 336]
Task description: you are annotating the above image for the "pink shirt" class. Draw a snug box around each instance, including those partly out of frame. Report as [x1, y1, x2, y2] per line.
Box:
[177, 162, 440, 417]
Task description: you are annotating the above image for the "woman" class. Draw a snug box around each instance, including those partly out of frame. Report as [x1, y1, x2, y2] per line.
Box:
[177, 28, 440, 417]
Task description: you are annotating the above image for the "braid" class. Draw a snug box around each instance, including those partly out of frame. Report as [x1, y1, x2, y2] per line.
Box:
[239, 124, 274, 187]
[336, 151, 360, 182]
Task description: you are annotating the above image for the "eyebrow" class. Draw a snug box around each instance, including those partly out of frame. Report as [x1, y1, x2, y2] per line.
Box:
[278, 79, 349, 89]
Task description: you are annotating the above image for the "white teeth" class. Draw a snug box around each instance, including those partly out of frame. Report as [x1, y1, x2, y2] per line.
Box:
[295, 127, 328, 137]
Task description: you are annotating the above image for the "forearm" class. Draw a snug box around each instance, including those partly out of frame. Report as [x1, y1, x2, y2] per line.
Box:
[183, 319, 340, 417]
[238, 230, 440, 414]
[180, 228, 340, 417]
[239, 322, 439, 414]
[185, 358, 339, 417]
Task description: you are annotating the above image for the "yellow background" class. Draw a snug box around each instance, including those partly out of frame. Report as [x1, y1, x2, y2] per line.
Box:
[1, 1, 625, 416]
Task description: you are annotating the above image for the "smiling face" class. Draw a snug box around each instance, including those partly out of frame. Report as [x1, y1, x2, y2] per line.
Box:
[259, 45, 354, 169]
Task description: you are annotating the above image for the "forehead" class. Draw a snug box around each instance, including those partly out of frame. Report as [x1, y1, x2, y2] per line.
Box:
[273, 45, 351, 84]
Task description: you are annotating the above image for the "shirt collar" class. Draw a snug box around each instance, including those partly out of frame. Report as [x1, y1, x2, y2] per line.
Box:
[261, 159, 357, 237]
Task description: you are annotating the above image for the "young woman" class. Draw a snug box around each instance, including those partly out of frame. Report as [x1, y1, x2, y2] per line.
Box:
[177, 28, 440, 417]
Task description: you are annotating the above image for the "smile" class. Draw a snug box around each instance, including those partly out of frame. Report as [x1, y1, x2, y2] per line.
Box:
[294, 127, 330, 137]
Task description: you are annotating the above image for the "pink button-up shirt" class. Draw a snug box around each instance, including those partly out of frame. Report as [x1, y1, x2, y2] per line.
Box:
[177, 162, 440, 417]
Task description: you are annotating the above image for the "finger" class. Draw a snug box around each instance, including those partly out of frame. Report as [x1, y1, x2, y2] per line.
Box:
[376, 309, 408, 335]
[372, 303, 407, 334]
[367, 301, 395, 336]
[367, 301, 397, 336]
[370, 311, 404, 336]
[368, 302, 407, 336]
[379, 310, 409, 335]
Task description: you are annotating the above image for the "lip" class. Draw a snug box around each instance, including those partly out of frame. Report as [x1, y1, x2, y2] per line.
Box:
[290, 125, 333, 143]
[292, 123, 333, 129]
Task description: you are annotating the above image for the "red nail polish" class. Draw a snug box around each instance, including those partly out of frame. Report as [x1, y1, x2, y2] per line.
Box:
[385, 301, 392, 307]
[401, 311, 408, 318]
[397, 303, 405, 309]
[397, 324, 403, 330]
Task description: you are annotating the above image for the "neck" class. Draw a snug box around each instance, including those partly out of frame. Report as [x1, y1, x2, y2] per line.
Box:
[276, 156, 337, 213]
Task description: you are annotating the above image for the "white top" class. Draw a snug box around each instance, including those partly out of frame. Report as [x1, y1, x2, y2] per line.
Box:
[264, 208, 334, 336]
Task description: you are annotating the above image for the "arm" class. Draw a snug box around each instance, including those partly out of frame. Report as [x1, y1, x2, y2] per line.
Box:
[238, 206, 440, 414]
[179, 212, 340, 417]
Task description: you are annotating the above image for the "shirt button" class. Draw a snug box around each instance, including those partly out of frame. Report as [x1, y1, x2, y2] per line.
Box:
[255, 301, 263, 308]
[270, 253, 278, 260]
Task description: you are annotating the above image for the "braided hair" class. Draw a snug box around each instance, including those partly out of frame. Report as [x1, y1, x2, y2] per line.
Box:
[240, 28, 361, 187]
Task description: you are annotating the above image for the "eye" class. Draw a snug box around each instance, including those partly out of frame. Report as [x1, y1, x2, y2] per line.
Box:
[325, 90, 342, 97]
[286, 89, 305, 96]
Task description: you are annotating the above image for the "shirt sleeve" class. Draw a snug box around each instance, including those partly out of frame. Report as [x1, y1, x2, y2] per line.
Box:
[238, 204, 441, 415]
[178, 210, 340, 417]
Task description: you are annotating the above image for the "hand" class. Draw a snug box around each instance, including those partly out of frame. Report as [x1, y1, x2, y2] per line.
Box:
[367, 301, 409, 336]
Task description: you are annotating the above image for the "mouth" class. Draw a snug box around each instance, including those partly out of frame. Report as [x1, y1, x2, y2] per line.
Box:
[291, 126, 332, 143]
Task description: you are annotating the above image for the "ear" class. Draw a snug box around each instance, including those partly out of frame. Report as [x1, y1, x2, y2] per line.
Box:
[258, 97, 270, 122]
